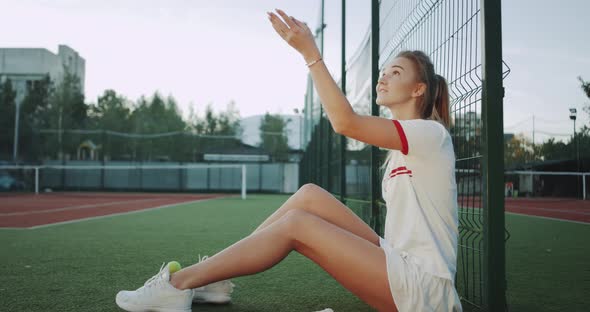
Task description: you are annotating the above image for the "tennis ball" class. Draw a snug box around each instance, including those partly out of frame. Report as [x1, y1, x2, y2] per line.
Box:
[168, 261, 182, 274]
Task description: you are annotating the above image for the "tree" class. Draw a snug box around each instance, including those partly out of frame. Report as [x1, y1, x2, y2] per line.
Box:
[259, 112, 291, 162]
[216, 100, 242, 136]
[0, 79, 16, 160]
[21, 75, 51, 124]
[129, 92, 185, 134]
[44, 68, 88, 159]
[568, 125, 590, 161]
[579, 76, 590, 99]
[538, 137, 569, 161]
[19, 75, 52, 161]
[190, 101, 242, 136]
[504, 133, 541, 168]
[579, 76, 590, 121]
[503, 128, 590, 168]
[185, 101, 244, 161]
[88, 89, 131, 132]
[200, 103, 219, 135]
[128, 92, 187, 161]
[86, 90, 132, 160]
[48, 69, 87, 129]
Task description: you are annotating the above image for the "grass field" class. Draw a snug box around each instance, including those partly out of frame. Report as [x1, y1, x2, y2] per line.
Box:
[504, 213, 589, 312]
[0, 194, 588, 311]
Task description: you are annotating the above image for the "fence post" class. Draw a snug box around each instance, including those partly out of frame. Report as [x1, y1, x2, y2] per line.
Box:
[583, 173, 587, 200]
[242, 164, 246, 199]
[340, 0, 347, 205]
[318, 0, 326, 189]
[101, 130, 106, 189]
[481, 0, 507, 310]
[35, 167, 39, 195]
[370, 0, 382, 236]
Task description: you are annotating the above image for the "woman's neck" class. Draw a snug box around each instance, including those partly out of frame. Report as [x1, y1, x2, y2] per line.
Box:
[389, 102, 420, 120]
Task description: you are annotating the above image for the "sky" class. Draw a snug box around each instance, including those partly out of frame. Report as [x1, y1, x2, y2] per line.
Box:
[1, 0, 589, 144]
[501, 0, 590, 143]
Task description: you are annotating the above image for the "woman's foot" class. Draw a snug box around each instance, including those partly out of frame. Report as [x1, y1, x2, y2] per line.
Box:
[193, 254, 236, 304]
[115, 261, 193, 312]
[192, 280, 235, 304]
[191, 254, 236, 304]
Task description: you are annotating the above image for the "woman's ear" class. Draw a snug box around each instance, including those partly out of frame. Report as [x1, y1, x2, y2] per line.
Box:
[411, 82, 427, 98]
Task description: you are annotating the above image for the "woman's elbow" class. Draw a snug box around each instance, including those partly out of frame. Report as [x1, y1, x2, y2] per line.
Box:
[332, 114, 355, 134]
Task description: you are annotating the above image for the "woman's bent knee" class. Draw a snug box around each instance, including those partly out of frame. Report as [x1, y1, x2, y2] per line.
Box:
[297, 183, 329, 206]
[278, 210, 314, 246]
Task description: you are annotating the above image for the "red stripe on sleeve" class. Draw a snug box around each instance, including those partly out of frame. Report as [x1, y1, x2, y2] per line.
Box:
[389, 166, 408, 175]
[391, 119, 408, 155]
[389, 170, 413, 178]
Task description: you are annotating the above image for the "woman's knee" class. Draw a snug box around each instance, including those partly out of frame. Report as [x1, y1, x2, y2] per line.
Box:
[278, 209, 314, 241]
[296, 183, 323, 206]
[298, 183, 322, 194]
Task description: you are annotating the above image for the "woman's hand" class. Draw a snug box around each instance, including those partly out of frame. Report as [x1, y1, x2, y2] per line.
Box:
[267, 8, 321, 63]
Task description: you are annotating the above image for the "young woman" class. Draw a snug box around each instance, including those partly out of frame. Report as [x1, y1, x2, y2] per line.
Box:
[115, 8, 462, 312]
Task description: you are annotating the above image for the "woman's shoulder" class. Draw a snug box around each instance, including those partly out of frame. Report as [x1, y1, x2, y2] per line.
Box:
[426, 119, 452, 142]
[409, 118, 449, 135]
[426, 118, 449, 132]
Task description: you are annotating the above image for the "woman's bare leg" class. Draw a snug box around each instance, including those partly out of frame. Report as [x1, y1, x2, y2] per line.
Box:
[252, 183, 380, 246]
[170, 209, 397, 312]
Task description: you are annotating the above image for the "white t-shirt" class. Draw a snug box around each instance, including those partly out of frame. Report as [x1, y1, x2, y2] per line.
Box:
[381, 118, 459, 281]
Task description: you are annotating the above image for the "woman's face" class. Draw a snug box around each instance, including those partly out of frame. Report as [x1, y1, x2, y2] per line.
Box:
[376, 57, 424, 107]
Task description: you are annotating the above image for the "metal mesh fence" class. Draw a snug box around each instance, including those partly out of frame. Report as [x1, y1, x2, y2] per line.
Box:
[0, 162, 298, 194]
[299, 0, 509, 310]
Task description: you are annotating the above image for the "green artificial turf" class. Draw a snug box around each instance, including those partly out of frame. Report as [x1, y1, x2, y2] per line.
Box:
[0, 194, 588, 311]
[504, 213, 589, 312]
[0, 194, 372, 312]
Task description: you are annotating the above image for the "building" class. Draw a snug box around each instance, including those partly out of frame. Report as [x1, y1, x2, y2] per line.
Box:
[0, 44, 85, 103]
[506, 157, 589, 199]
[452, 111, 481, 140]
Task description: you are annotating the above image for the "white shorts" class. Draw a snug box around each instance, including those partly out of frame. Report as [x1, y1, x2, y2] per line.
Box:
[379, 236, 463, 312]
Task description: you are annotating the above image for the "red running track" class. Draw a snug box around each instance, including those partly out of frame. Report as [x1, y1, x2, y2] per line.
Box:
[0, 192, 230, 228]
[458, 196, 590, 223]
[1, 193, 587, 229]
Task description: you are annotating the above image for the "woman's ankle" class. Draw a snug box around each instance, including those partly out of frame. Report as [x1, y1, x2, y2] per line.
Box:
[169, 272, 188, 290]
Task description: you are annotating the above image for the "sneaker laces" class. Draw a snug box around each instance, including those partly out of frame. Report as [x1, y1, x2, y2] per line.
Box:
[143, 262, 167, 291]
[197, 253, 209, 263]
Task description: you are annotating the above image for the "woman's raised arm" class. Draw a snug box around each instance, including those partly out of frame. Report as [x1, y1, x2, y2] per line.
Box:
[266, 9, 405, 152]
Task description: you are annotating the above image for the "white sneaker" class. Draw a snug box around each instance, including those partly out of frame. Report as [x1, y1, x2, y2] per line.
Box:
[116, 261, 193, 312]
[191, 254, 236, 304]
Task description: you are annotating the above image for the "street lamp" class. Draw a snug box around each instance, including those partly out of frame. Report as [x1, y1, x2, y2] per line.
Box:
[569, 108, 580, 197]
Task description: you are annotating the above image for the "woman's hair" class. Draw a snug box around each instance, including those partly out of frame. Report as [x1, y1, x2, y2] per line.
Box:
[396, 50, 450, 129]
[380, 50, 451, 171]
